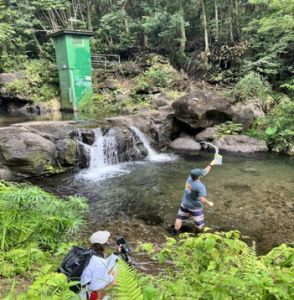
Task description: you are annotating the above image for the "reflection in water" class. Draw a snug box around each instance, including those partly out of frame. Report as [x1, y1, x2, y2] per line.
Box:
[0, 111, 75, 127]
[34, 153, 294, 254]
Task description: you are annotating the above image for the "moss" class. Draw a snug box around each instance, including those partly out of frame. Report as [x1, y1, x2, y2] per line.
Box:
[44, 165, 66, 174]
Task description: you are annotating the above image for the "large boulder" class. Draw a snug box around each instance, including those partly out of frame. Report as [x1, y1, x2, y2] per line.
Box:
[172, 90, 265, 131]
[0, 121, 91, 179]
[169, 137, 201, 151]
[152, 113, 175, 149]
[231, 101, 265, 128]
[172, 90, 232, 129]
[104, 127, 148, 162]
[11, 121, 78, 141]
[0, 127, 58, 177]
[195, 127, 218, 142]
[213, 135, 268, 153]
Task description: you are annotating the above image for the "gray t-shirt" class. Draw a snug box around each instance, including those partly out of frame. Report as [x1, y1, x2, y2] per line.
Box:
[182, 176, 207, 209]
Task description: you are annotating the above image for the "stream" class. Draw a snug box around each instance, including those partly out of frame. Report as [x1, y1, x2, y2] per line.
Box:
[33, 149, 294, 259]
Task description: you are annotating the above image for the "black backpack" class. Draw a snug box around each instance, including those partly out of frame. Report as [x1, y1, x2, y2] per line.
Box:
[58, 246, 95, 282]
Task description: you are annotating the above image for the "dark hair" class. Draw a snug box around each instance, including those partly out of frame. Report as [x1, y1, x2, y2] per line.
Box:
[90, 243, 105, 257]
[191, 175, 199, 181]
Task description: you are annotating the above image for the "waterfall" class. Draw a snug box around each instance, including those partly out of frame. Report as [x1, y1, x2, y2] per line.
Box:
[130, 126, 175, 162]
[77, 126, 175, 181]
[77, 128, 129, 181]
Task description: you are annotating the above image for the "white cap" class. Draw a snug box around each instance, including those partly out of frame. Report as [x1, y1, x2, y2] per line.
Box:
[89, 231, 110, 244]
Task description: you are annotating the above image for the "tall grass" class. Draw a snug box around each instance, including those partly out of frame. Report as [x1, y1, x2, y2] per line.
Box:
[0, 181, 88, 251]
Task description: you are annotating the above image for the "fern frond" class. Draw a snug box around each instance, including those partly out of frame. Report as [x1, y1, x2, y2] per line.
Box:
[114, 259, 144, 300]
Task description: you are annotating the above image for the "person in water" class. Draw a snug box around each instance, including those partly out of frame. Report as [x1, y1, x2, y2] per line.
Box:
[174, 159, 216, 235]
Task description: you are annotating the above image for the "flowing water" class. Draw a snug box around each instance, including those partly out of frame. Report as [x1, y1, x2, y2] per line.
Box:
[33, 128, 294, 259]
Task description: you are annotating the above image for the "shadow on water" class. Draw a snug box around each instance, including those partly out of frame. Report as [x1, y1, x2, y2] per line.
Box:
[32, 152, 294, 260]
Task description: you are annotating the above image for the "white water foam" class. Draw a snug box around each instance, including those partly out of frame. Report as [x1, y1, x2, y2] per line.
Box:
[77, 126, 176, 182]
[130, 126, 176, 162]
[77, 128, 130, 181]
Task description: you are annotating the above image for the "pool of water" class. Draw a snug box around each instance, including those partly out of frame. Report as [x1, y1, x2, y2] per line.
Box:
[0, 111, 77, 127]
[33, 152, 294, 255]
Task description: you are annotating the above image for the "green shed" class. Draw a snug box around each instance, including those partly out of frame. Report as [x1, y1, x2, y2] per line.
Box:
[50, 30, 95, 111]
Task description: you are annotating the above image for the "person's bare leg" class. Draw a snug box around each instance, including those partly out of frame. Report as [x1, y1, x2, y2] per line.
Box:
[175, 218, 182, 231]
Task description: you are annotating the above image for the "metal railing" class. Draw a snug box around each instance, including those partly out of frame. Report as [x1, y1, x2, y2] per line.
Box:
[91, 54, 121, 70]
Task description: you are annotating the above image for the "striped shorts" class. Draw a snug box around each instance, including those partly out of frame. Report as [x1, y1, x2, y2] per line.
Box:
[177, 205, 205, 228]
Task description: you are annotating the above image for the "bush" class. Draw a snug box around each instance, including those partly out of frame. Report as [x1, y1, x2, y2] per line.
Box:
[229, 72, 272, 103]
[79, 93, 123, 117]
[133, 61, 182, 94]
[4, 59, 59, 102]
[216, 121, 243, 136]
[141, 231, 294, 299]
[247, 101, 294, 153]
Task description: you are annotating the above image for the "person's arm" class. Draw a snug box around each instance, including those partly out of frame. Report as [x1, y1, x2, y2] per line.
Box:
[200, 196, 214, 207]
[202, 158, 218, 176]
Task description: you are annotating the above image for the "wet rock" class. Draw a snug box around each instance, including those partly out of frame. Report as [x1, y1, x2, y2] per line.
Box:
[56, 139, 79, 166]
[0, 121, 92, 178]
[106, 126, 148, 162]
[151, 113, 175, 149]
[172, 90, 232, 129]
[77, 143, 90, 169]
[241, 167, 260, 176]
[79, 128, 95, 146]
[0, 127, 57, 177]
[213, 135, 268, 153]
[195, 127, 218, 142]
[137, 213, 164, 225]
[287, 145, 294, 156]
[0, 166, 14, 181]
[169, 137, 201, 151]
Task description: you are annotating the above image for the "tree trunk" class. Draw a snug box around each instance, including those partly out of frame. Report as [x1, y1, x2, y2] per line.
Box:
[179, 0, 186, 52]
[234, 0, 240, 40]
[33, 31, 42, 53]
[200, 0, 210, 63]
[228, 0, 234, 42]
[214, 0, 219, 41]
[86, 0, 93, 31]
[122, 0, 130, 34]
[143, 34, 149, 48]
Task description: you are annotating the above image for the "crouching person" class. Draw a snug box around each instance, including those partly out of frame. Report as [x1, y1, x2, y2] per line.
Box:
[80, 231, 121, 300]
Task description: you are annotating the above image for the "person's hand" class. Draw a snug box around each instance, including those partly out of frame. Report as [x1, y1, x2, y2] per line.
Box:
[117, 244, 123, 253]
[210, 159, 217, 166]
[207, 201, 214, 207]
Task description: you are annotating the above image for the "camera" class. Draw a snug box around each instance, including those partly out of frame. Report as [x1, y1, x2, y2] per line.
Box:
[116, 237, 131, 263]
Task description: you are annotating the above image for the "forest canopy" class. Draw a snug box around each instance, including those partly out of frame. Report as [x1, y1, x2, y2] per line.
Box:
[0, 0, 293, 92]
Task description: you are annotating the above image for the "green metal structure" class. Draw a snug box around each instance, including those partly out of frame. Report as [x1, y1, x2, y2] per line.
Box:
[51, 30, 95, 111]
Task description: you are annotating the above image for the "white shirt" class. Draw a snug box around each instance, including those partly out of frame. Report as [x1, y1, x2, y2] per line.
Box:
[80, 253, 119, 291]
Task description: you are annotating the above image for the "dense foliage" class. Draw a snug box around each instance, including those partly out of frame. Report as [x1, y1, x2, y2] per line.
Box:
[0, 181, 87, 285]
[0, 0, 293, 88]
[4, 60, 59, 102]
[143, 232, 294, 299]
[6, 231, 293, 299]
[247, 101, 294, 153]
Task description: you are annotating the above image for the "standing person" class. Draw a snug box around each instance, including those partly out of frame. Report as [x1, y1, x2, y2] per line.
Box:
[173, 160, 216, 235]
[80, 231, 121, 300]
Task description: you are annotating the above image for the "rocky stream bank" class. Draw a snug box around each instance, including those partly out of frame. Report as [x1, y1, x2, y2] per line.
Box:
[0, 88, 273, 180]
